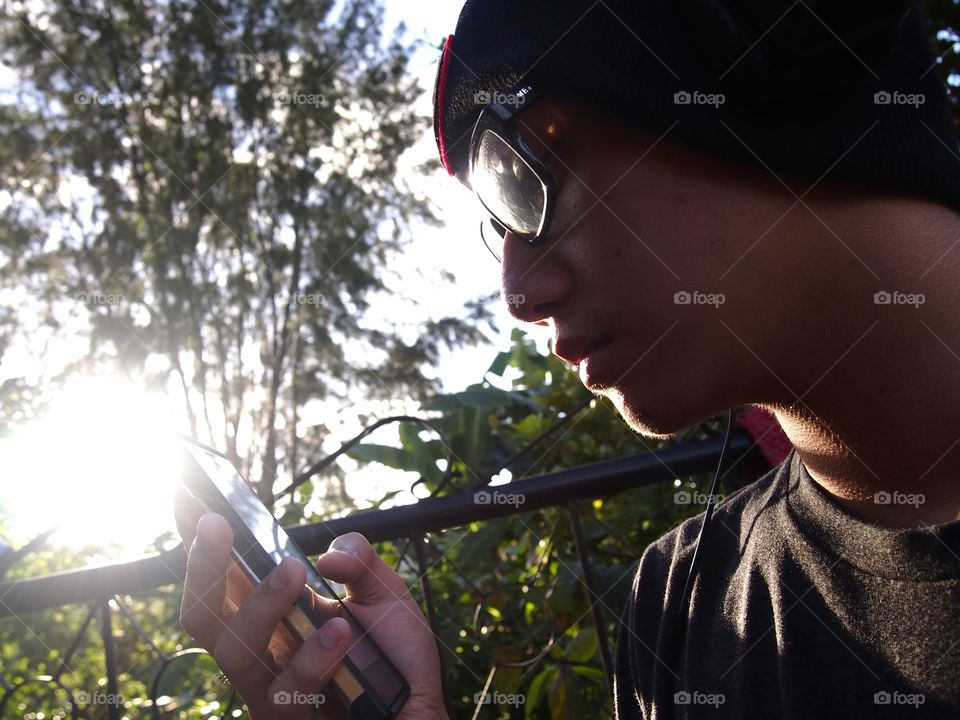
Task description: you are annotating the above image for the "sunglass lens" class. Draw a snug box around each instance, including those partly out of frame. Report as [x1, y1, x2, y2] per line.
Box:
[473, 129, 547, 238]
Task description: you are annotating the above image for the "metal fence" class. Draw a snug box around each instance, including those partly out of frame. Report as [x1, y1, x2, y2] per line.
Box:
[0, 430, 759, 719]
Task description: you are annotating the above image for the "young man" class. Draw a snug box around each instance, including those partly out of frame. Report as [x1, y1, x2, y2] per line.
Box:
[178, 1, 960, 717]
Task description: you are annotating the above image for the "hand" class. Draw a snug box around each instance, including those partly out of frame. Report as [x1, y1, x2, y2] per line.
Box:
[175, 494, 447, 719]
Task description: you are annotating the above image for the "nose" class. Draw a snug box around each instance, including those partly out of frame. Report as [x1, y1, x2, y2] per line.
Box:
[500, 231, 573, 324]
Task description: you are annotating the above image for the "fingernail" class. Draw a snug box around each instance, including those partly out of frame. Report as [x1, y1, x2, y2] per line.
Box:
[269, 562, 290, 590]
[329, 533, 362, 559]
[319, 618, 347, 649]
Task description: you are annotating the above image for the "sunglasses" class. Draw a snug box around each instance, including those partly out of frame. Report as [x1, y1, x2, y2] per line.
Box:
[469, 85, 556, 262]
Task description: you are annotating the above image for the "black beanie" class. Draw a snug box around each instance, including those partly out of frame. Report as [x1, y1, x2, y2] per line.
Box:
[433, 0, 960, 213]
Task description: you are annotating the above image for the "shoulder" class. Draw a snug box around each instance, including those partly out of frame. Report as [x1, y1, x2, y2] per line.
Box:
[642, 452, 794, 590]
[614, 454, 795, 717]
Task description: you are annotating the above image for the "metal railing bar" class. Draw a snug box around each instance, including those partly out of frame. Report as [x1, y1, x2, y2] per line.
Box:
[0, 433, 754, 618]
[100, 597, 120, 720]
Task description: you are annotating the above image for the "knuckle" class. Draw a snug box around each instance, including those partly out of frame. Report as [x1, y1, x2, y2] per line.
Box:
[235, 583, 280, 628]
[286, 660, 315, 691]
[179, 602, 203, 637]
[266, 684, 301, 718]
[212, 634, 246, 677]
[379, 569, 411, 599]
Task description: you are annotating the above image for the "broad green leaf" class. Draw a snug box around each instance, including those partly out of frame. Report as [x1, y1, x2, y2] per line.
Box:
[563, 626, 599, 664]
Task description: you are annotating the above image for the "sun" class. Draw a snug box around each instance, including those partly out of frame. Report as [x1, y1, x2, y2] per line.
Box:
[0, 375, 188, 562]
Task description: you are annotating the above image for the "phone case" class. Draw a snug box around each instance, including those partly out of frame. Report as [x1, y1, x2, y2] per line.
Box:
[178, 439, 410, 720]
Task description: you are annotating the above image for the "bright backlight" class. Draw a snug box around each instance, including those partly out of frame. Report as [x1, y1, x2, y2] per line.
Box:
[0, 376, 187, 562]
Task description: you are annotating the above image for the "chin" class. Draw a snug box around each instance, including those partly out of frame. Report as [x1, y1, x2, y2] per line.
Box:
[603, 386, 695, 439]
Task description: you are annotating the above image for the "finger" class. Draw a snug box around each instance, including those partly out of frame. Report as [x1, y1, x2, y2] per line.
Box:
[174, 486, 204, 547]
[180, 513, 233, 649]
[266, 617, 351, 718]
[212, 557, 309, 682]
[314, 532, 410, 606]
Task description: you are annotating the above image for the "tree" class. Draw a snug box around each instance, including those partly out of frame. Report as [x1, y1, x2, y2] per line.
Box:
[0, 0, 489, 499]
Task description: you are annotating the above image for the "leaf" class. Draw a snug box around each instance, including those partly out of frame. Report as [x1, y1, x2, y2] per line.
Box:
[547, 666, 567, 720]
[548, 668, 588, 720]
[525, 666, 557, 719]
[563, 626, 598, 664]
[346, 443, 411, 471]
[486, 351, 511, 378]
[456, 519, 510, 571]
[571, 666, 606, 683]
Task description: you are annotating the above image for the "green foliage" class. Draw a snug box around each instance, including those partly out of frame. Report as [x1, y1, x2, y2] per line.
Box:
[0, 589, 235, 720]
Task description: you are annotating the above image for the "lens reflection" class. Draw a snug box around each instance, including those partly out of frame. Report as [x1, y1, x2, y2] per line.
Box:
[473, 130, 546, 237]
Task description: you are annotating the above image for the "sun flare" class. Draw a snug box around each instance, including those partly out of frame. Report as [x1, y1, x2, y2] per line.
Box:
[0, 376, 187, 562]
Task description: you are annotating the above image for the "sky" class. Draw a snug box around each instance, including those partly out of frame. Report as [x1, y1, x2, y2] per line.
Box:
[0, 1, 552, 559]
[379, 0, 533, 390]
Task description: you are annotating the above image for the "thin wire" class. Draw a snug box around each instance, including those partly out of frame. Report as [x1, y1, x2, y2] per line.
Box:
[677, 409, 736, 624]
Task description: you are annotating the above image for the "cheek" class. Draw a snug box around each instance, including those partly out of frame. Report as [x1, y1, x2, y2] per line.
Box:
[584, 195, 686, 299]
[556, 158, 719, 301]
[567, 204, 640, 281]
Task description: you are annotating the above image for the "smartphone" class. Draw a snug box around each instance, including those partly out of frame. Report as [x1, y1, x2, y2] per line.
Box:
[178, 438, 410, 720]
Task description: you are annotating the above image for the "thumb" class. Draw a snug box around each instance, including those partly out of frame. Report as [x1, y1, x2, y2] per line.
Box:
[315, 532, 410, 606]
[174, 486, 205, 548]
[266, 616, 352, 711]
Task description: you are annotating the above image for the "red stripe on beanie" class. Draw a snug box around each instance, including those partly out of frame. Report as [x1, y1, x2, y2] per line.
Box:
[436, 34, 456, 177]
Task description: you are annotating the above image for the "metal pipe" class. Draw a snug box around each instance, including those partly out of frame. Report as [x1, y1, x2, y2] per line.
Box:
[100, 597, 120, 720]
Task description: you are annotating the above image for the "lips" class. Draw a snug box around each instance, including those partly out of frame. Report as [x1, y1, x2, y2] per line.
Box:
[553, 335, 612, 366]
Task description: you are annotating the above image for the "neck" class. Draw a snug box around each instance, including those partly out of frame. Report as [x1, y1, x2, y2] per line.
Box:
[759, 197, 960, 529]
[767, 399, 960, 528]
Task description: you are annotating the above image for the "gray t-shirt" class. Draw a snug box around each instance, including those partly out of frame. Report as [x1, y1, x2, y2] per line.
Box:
[614, 449, 960, 718]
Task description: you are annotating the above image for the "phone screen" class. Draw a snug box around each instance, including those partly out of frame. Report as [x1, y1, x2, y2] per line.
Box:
[179, 440, 410, 720]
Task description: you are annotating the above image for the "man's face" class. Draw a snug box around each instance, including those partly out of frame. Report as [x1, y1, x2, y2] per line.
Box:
[493, 96, 815, 437]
